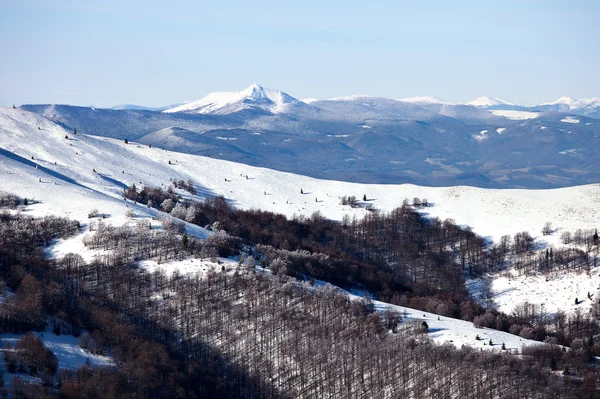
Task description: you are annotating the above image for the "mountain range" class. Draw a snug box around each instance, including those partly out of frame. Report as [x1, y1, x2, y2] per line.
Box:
[20, 84, 600, 189]
[122, 87, 600, 118]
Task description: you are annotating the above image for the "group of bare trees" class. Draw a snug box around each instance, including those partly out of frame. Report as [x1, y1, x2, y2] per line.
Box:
[0, 192, 20, 209]
[502, 228, 599, 274]
[124, 183, 179, 209]
[2, 190, 600, 397]
[121, 186, 600, 346]
[70, 223, 600, 397]
[171, 179, 197, 194]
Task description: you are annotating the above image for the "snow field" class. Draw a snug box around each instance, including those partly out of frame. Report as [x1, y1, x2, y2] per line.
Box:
[2, 106, 599, 346]
[0, 330, 113, 370]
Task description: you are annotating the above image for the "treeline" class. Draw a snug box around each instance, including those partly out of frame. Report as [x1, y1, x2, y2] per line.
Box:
[0, 192, 20, 209]
[1, 201, 600, 396]
[60, 222, 600, 398]
[122, 185, 600, 345]
[0, 209, 264, 397]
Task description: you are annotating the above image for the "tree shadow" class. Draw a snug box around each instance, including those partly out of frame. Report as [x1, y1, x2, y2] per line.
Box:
[0, 148, 90, 190]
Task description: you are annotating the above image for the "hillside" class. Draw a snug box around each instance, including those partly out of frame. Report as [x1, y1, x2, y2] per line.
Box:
[2, 106, 600, 316]
[1, 106, 600, 396]
[1, 107, 598, 245]
[163, 84, 305, 115]
[20, 84, 600, 189]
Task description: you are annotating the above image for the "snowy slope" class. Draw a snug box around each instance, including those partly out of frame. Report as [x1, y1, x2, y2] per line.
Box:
[23, 96, 600, 189]
[467, 97, 517, 107]
[0, 106, 598, 248]
[0, 330, 113, 370]
[490, 110, 539, 120]
[541, 96, 600, 110]
[163, 84, 303, 115]
[345, 288, 540, 351]
[470, 267, 600, 317]
[2, 107, 598, 351]
[0, 107, 208, 237]
[396, 96, 453, 105]
[111, 103, 183, 111]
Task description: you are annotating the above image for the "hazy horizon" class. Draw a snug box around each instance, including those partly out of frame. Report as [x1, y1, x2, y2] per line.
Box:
[1, 1, 599, 107]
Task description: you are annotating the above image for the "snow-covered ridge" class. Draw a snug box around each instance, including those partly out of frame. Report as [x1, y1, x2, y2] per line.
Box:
[163, 84, 301, 115]
[396, 96, 454, 105]
[491, 110, 539, 120]
[1, 106, 599, 248]
[111, 87, 600, 113]
[1, 330, 113, 370]
[541, 96, 600, 110]
[467, 96, 517, 107]
[326, 94, 377, 101]
[2, 106, 600, 328]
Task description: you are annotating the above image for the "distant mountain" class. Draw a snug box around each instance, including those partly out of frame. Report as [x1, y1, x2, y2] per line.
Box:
[463, 95, 600, 119]
[396, 96, 454, 105]
[111, 103, 183, 111]
[540, 96, 600, 110]
[19, 86, 600, 189]
[163, 84, 306, 115]
[532, 97, 600, 119]
[466, 96, 518, 108]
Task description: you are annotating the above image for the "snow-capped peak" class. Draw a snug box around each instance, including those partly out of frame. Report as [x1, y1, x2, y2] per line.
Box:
[540, 96, 600, 110]
[163, 84, 301, 115]
[466, 96, 516, 107]
[326, 94, 376, 101]
[396, 96, 453, 105]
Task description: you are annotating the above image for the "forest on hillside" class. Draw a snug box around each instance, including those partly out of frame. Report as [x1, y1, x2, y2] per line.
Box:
[0, 189, 599, 397]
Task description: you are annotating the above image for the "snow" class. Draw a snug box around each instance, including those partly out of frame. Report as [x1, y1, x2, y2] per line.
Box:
[373, 298, 539, 351]
[0, 107, 209, 238]
[163, 84, 299, 115]
[1, 107, 598, 250]
[473, 130, 488, 142]
[561, 116, 580, 124]
[396, 96, 454, 105]
[467, 97, 516, 107]
[475, 267, 600, 316]
[139, 257, 237, 276]
[559, 149, 582, 157]
[47, 234, 107, 263]
[496, 128, 506, 134]
[311, 281, 542, 352]
[326, 94, 375, 101]
[2, 107, 592, 356]
[491, 110, 539, 120]
[300, 98, 319, 104]
[542, 96, 600, 110]
[0, 330, 113, 369]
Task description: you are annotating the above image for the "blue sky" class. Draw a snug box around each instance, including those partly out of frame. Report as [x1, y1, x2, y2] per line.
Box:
[1, 0, 598, 107]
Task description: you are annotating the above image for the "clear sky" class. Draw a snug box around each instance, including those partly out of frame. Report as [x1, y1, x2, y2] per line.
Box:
[1, 0, 598, 107]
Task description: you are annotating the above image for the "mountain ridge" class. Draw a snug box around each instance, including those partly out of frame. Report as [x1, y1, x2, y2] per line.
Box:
[163, 84, 305, 115]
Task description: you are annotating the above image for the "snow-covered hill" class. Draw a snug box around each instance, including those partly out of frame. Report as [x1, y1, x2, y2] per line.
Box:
[396, 96, 453, 105]
[540, 96, 600, 111]
[2, 107, 598, 352]
[1, 106, 598, 246]
[111, 103, 182, 111]
[22, 86, 600, 189]
[466, 96, 518, 108]
[163, 84, 304, 115]
[345, 286, 541, 352]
